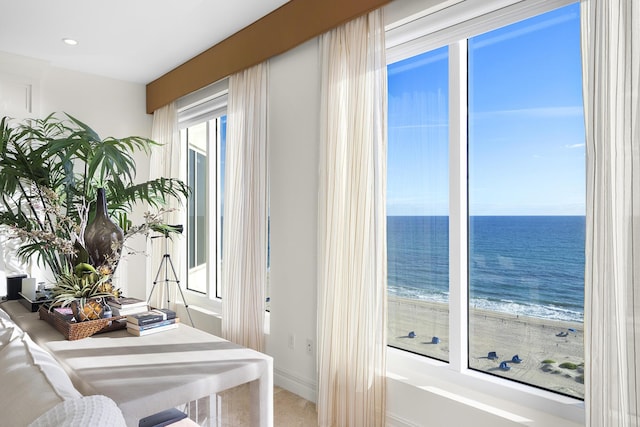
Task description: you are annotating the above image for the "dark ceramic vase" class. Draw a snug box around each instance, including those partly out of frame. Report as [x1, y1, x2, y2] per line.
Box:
[84, 188, 124, 271]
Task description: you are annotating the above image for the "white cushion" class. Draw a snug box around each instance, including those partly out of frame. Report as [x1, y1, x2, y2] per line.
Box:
[0, 308, 24, 342]
[0, 306, 11, 321]
[23, 333, 81, 400]
[0, 327, 15, 350]
[29, 395, 127, 427]
[0, 334, 82, 425]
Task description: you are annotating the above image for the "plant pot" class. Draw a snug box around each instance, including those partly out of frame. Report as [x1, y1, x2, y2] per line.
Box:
[71, 299, 104, 322]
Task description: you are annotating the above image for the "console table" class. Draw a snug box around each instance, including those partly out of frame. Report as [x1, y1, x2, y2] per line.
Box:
[3, 301, 273, 427]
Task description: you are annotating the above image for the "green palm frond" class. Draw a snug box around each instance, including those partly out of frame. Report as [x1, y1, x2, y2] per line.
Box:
[0, 112, 189, 277]
[104, 178, 190, 214]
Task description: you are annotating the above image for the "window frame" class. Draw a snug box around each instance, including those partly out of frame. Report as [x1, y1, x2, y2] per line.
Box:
[384, 0, 585, 423]
[177, 79, 228, 312]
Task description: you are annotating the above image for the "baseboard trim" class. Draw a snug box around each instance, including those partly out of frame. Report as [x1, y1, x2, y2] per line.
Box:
[274, 367, 317, 403]
[386, 411, 423, 427]
[272, 372, 431, 426]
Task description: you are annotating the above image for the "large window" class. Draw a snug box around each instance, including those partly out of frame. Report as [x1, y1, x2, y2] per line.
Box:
[182, 115, 226, 297]
[178, 80, 270, 308]
[178, 84, 227, 301]
[387, 1, 585, 399]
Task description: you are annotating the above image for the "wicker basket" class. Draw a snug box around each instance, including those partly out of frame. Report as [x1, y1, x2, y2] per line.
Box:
[39, 305, 126, 340]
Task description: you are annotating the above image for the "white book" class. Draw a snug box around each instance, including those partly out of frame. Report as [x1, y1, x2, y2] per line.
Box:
[108, 297, 148, 308]
[127, 322, 179, 336]
[111, 305, 149, 316]
[127, 318, 180, 331]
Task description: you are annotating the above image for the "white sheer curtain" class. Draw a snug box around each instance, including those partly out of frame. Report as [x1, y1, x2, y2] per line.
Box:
[221, 63, 268, 353]
[581, 1, 640, 425]
[149, 102, 185, 309]
[317, 10, 387, 427]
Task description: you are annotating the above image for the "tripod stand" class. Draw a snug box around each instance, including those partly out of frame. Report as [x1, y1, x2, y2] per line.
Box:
[147, 229, 194, 327]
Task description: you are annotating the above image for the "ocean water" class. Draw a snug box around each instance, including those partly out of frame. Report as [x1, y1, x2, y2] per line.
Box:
[387, 216, 585, 322]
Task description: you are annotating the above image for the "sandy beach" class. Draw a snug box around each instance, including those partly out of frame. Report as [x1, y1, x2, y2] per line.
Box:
[388, 296, 584, 399]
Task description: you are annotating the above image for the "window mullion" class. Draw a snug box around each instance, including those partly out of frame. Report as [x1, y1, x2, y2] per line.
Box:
[215, 118, 223, 299]
[448, 39, 469, 373]
[204, 120, 214, 298]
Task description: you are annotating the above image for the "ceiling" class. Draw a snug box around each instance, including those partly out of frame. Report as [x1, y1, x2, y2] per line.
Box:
[0, 0, 290, 84]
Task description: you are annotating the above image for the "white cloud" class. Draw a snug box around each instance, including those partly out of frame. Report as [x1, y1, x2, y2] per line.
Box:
[565, 143, 585, 149]
[389, 123, 447, 130]
[472, 106, 583, 119]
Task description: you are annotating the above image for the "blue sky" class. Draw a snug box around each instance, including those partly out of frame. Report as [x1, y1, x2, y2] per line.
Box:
[387, 3, 585, 216]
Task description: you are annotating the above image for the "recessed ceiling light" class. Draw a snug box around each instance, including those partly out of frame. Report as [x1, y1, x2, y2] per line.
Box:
[62, 38, 78, 46]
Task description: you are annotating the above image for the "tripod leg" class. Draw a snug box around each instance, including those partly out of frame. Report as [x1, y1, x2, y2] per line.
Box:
[164, 254, 171, 308]
[165, 255, 195, 328]
[147, 254, 168, 306]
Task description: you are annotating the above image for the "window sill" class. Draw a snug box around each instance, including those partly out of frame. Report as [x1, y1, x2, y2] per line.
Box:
[183, 289, 222, 313]
[175, 293, 271, 336]
[387, 347, 585, 426]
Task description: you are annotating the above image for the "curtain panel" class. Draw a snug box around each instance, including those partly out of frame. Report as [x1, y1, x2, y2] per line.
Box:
[581, 1, 640, 425]
[221, 62, 269, 353]
[317, 9, 388, 427]
[149, 102, 185, 309]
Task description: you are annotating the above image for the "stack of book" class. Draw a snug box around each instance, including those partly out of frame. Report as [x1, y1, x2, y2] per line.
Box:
[126, 308, 179, 336]
[107, 297, 148, 316]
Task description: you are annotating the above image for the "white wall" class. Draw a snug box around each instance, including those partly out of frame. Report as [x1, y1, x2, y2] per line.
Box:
[266, 38, 320, 402]
[0, 51, 152, 299]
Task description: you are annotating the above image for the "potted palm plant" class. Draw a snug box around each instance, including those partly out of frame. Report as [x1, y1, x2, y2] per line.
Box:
[0, 113, 189, 316]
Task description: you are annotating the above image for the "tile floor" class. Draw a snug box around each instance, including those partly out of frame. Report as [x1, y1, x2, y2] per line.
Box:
[184, 385, 317, 426]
